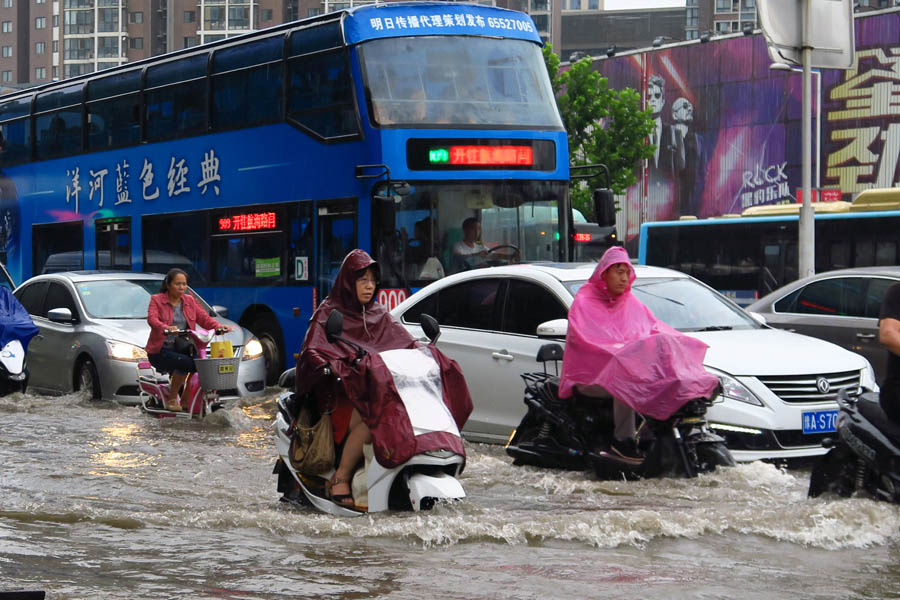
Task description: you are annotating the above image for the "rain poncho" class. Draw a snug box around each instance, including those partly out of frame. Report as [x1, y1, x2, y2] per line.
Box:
[296, 249, 472, 468]
[559, 247, 718, 420]
[0, 287, 38, 351]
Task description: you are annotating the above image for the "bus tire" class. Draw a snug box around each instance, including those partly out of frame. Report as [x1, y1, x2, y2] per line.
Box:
[249, 314, 284, 385]
[76, 357, 101, 401]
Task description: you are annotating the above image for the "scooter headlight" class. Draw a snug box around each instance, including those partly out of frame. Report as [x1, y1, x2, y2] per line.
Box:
[707, 369, 763, 407]
[243, 338, 264, 361]
[107, 340, 148, 362]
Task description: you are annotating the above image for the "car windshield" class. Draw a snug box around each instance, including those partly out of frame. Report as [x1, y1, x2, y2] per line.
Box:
[565, 277, 758, 331]
[75, 279, 211, 319]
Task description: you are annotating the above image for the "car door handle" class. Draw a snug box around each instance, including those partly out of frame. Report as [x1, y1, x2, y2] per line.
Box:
[491, 350, 514, 361]
[856, 333, 878, 341]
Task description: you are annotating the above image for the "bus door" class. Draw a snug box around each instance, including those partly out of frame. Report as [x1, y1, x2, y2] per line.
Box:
[761, 237, 798, 296]
[316, 200, 357, 303]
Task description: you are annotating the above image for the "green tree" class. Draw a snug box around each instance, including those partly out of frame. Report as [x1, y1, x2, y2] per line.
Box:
[543, 44, 656, 220]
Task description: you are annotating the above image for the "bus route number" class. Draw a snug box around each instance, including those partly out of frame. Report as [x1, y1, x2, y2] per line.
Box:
[378, 289, 408, 310]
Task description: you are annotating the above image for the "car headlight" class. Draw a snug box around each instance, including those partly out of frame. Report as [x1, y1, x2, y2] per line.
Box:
[860, 361, 879, 392]
[243, 337, 264, 361]
[107, 340, 148, 362]
[707, 368, 763, 407]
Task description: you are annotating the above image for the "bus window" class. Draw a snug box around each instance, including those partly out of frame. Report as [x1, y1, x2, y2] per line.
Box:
[856, 240, 874, 267]
[142, 212, 209, 283]
[33, 221, 84, 275]
[0, 96, 32, 166]
[145, 54, 208, 142]
[876, 241, 897, 266]
[286, 51, 358, 139]
[96, 218, 131, 270]
[288, 202, 314, 283]
[86, 70, 141, 150]
[211, 37, 284, 130]
[34, 84, 83, 160]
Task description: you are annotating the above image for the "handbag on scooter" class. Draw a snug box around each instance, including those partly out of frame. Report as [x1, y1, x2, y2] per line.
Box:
[289, 403, 335, 476]
[210, 334, 234, 358]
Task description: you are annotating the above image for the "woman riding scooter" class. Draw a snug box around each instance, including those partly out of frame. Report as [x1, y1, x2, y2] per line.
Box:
[559, 246, 720, 459]
[296, 249, 472, 509]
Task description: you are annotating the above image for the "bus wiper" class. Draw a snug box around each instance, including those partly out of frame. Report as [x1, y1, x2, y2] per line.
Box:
[694, 325, 733, 331]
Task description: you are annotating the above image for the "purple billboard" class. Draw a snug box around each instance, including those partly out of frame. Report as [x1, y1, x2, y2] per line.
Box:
[596, 8, 900, 246]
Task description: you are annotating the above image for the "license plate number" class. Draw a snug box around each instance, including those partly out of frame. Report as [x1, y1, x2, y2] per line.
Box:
[218, 364, 235, 374]
[802, 409, 838, 434]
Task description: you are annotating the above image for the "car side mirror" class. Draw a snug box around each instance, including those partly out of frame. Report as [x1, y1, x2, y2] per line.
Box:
[420, 313, 441, 344]
[47, 307, 74, 323]
[536, 318, 568, 338]
[325, 310, 344, 343]
[748, 311, 766, 326]
[211, 305, 229, 318]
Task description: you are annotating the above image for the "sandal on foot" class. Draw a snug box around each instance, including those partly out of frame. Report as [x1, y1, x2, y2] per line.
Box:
[326, 477, 354, 508]
[165, 401, 182, 412]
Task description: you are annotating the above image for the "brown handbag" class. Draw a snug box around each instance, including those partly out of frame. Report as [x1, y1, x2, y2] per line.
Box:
[289, 406, 335, 476]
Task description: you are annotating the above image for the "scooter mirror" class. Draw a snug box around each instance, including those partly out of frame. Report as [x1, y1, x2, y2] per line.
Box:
[325, 310, 344, 343]
[420, 313, 440, 344]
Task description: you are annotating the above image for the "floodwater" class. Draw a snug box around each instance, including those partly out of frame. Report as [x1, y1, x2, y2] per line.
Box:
[1, 390, 899, 599]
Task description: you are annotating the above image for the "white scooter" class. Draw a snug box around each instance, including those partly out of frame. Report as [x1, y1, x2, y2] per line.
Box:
[0, 338, 29, 396]
[272, 312, 466, 515]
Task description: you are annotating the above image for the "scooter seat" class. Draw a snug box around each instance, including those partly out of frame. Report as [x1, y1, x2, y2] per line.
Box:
[857, 394, 900, 447]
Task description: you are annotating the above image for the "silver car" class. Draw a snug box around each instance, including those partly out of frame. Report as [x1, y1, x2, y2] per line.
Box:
[14, 272, 267, 404]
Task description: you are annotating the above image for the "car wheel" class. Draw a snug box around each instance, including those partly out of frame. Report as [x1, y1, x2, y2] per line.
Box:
[76, 358, 101, 401]
[249, 314, 284, 385]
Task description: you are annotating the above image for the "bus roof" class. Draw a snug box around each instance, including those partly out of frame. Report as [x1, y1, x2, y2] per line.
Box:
[850, 187, 900, 212]
[740, 201, 853, 217]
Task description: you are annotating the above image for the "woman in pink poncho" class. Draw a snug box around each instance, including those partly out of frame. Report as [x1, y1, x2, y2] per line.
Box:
[559, 246, 718, 454]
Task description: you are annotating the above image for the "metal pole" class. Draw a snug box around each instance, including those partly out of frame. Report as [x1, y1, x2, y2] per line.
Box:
[799, 0, 815, 279]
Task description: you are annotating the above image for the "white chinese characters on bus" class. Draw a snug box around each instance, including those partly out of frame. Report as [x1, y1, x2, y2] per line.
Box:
[88, 168, 108, 207]
[140, 158, 160, 200]
[167, 156, 191, 198]
[198, 149, 221, 196]
[115, 160, 132, 206]
[827, 47, 900, 192]
[66, 167, 81, 213]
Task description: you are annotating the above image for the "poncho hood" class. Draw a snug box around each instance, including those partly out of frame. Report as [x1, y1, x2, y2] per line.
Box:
[0, 287, 38, 351]
[559, 246, 718, 420]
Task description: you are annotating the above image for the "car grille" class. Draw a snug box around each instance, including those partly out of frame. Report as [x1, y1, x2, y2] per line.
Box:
[772, 430, 831, 448]
[757, 370, 860, 404]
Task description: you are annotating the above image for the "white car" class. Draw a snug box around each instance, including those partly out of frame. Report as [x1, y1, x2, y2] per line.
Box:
[390, 263, 878, 462]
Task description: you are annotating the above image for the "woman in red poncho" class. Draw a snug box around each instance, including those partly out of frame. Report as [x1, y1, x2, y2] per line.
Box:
[295, 249, 421, 507]
[559, 246, 718, 457]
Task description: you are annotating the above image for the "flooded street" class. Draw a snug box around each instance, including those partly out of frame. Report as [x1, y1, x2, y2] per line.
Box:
[2, 390, 899, 599]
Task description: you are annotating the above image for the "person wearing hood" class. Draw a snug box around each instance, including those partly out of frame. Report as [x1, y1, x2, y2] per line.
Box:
[559, 246, 719, 459]
[295, 249, 420, 507]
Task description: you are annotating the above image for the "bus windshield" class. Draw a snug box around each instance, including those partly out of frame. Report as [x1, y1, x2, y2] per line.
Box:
[373, 180, 565, 289]
[360, 36, 562, 128]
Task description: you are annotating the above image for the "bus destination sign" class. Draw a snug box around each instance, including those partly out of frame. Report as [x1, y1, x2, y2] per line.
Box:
[428, 145, 534, 167]
[407, 138, 555, 171]
[218, 211, 277, 232]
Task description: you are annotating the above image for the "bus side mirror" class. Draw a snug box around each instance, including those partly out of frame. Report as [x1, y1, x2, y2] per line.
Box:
[593, 189, 616, 227]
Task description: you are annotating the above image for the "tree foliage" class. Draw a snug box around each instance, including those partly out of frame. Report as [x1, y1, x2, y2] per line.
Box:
[543, 44, 655, 219]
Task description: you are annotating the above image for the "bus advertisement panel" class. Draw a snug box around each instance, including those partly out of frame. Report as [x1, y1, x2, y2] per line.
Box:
[0, 2, 569, 382]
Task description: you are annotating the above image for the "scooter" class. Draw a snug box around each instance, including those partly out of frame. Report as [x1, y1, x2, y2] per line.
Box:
[808, 387, 900, 502]
[505, 342, 735, 480]
[272, 312, 467, 515]
[0, 287, 38, 396]
[138, 326, 238, 419]
[0, 338, 30, 396]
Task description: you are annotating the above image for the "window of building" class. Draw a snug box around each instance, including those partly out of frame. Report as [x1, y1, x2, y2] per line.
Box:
[65, 37, 93, 60]
[35, 0, 46, 4]
[228, 5, 250, 29]
[35, 41, 45, 54]
[35, 16, 46, 28]
[65, 10, 93, 34]
[52, 14, 58, 26]
[1, 0, 11, 8]
[53, 40, 58, 52]
[130, 11, 143, 24]
[205, 5, 225, 30]
[98, 36, 118, 58]
[260, 8, 273, 21]
[98, 8, 118, 32]
[715, 20, 734, 33]
[1, 71, 11, 82]
[184, 36, 198, 48]
[587, 0, 598, 8]
[52, 65, 58, 78]
[129, 37, 143, 49]
[1, 46, 10, 57]
[35, 67, 46, 79]
[307, 8, 320, 17]
[184, 10, 195, 23]
[2, 21, 12, 32]
[716, 0, 732, 10]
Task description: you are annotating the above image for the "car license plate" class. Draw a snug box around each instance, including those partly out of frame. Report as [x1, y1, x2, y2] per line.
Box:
[802, 409, 838, 434]
[218, 364, 235, 374]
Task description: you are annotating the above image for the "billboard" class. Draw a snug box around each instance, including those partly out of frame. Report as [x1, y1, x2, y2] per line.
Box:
[596, 8, 900, 247]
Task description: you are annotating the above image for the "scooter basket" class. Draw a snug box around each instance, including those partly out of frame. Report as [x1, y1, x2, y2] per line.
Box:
[194, 356, 241, 390]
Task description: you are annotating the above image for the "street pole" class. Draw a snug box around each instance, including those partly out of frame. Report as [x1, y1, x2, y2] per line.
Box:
[799, 0, 815, 279]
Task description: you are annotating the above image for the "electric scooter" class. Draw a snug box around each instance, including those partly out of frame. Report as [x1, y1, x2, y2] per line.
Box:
[808, 387, 900, 502]
[272, 312, 467, 515]
[506, 342, 735, 480]
[138, 326, 238, 419]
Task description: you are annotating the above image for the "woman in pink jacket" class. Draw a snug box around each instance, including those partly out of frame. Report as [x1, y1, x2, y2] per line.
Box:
[146, 268, 229, 411]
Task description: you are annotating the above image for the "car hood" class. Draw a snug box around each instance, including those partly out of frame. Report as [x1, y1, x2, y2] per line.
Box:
[93, 318, 244, 348]
[687, 328, 867, 376]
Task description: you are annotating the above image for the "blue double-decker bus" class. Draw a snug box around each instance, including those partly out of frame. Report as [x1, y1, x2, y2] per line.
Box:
[0, 2, 569, 381]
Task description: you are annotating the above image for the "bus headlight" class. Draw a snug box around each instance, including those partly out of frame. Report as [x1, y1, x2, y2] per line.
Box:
[243, 338, 264, 361]
[107, 340, 148, 362]
[707, 369, 763, 407]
